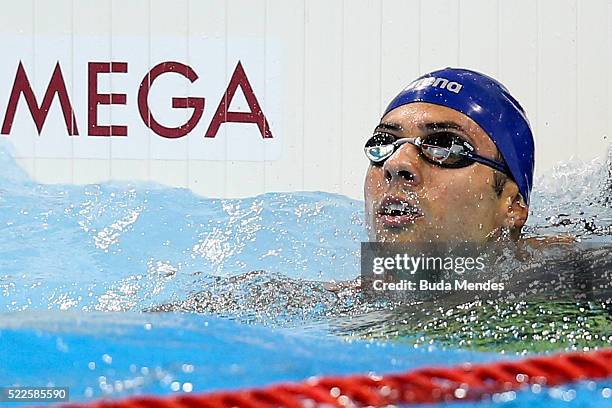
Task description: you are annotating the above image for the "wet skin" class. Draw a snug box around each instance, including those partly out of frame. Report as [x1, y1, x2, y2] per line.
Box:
[364, 102, 528, 243]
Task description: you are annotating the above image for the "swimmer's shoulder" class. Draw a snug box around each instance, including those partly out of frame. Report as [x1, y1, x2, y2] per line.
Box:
[519, 234, 577, 250]
[323, 278, 361, 292]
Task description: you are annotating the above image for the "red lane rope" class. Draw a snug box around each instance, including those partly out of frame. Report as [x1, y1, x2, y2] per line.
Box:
[59, 348, 612, 408]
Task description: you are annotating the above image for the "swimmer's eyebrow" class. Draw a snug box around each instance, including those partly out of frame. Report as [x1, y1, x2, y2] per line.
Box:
[421, 121, 467, 134]
[374, 122, 403, 133]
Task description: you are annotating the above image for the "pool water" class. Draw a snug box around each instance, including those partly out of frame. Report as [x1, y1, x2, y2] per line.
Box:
[0, 140, 611, 406]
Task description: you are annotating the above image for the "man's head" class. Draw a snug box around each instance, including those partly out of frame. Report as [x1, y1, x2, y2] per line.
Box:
[364, 68, 535, 243]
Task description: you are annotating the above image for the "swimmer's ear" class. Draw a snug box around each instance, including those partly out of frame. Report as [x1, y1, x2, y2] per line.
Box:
[497, 181, 529, 231]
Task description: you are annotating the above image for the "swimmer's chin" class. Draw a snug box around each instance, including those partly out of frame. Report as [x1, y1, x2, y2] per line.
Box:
[366, 216, 425, 242]
[371, 225, 423, 243]
[376, 212, 424, 228]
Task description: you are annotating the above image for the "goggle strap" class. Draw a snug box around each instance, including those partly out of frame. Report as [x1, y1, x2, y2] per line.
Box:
[463, 152, 511, 175]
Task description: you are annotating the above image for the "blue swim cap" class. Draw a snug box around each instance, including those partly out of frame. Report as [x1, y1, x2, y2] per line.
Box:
[383, 68, 535, 205]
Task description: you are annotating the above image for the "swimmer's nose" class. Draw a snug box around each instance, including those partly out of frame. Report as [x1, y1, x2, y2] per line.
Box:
[382, 143, 423, 187]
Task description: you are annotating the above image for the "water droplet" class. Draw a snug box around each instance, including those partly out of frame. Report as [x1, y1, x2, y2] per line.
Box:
[454, 388, 467, 399]
[102, 354, 112, 365]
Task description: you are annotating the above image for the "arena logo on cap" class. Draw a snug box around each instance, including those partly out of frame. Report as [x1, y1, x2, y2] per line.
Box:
[404, 77, 463, 94]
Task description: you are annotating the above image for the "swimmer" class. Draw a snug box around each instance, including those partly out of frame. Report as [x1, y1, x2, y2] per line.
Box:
[364, 68, 534, 244]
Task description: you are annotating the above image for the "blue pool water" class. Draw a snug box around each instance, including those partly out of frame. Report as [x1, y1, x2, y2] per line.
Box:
[0, 140, 611, 407]
[1, 312, 499, 399]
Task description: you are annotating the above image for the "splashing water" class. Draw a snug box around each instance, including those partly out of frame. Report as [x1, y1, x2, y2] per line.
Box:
[0, 141, 611, 405]
[0, 141, 611, 322]
[526, 148, 612, 239]
[0, 143, 609, 316]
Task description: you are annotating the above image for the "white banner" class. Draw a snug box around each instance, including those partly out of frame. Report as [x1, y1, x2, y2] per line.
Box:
[0, 35, 281, 161]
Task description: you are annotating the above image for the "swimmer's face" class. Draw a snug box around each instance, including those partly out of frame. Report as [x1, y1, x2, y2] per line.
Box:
[364, 102, 528, 243]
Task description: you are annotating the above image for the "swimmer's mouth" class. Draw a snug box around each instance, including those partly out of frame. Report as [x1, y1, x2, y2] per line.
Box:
[377, 195, 424, 226]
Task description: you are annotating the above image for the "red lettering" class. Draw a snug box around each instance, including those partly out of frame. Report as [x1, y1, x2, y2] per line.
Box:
[1, 61, 78, 135]
[137, 62, 204, 139]
[88, 62, 128, 137]
[205, 61, 272, 139]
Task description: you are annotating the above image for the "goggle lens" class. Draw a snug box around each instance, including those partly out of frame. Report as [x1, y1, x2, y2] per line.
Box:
[364, 132, 397, 162]
[364, 132, 475, 168]
[420, 133, 474, 167]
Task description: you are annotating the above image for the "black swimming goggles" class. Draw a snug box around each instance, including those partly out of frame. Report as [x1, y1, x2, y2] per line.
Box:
[364, 131, 511, 176]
